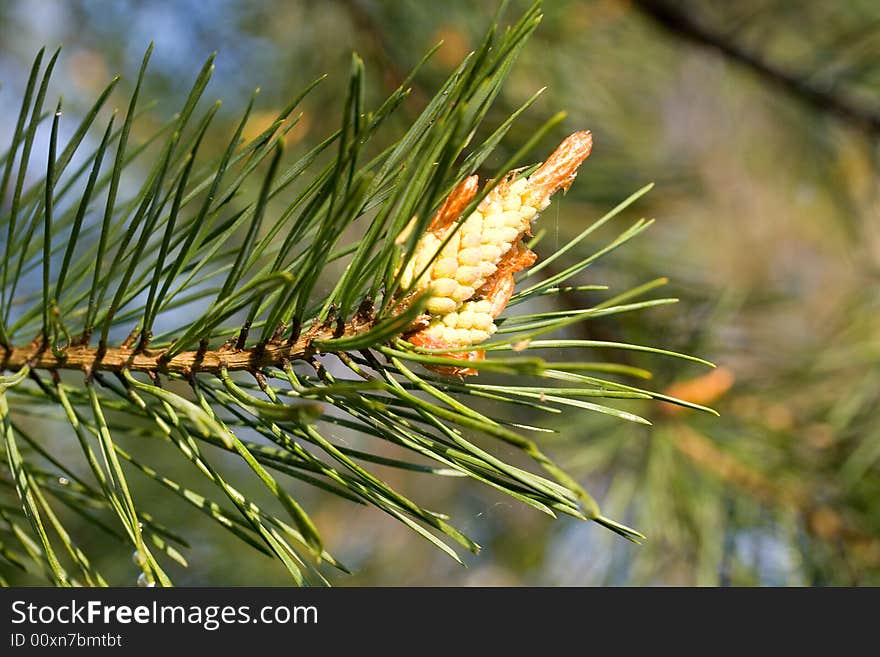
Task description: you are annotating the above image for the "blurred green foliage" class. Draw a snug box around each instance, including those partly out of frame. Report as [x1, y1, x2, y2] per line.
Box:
[2, 0, 879, 585]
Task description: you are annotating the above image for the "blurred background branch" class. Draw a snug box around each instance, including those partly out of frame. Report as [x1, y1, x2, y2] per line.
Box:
[634, 0, 880, 137]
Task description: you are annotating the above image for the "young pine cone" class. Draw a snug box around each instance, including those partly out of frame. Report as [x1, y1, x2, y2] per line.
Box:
[397, 131, 593, 376]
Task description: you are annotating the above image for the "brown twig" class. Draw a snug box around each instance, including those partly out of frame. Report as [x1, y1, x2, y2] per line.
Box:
[0, 315, 374, 376]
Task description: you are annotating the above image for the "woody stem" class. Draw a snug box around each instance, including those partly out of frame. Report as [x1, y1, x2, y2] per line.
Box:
[0, 317, 374, 376]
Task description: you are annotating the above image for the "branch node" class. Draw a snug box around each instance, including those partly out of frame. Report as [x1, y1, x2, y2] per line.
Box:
[253, 370, 269, 392]
[235, 321, 251, 351]
[134, 330, 152, 354]
[270, 322, 287, 343]
[285, 319, 302, 346]
[121, 328, 139, 349]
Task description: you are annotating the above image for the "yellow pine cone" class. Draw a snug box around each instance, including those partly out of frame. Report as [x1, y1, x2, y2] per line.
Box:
[399, 175, 546, 318]
[417, 299, 497, 346]
[397, 131, 593, 375]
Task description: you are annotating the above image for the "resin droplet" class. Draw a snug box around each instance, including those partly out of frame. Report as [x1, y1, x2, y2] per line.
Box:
[137, 572, 155, 587]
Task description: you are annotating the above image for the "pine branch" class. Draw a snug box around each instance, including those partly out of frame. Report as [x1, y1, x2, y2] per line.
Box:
[0, 1, 714, 585]
[0, 312, 373, 376]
